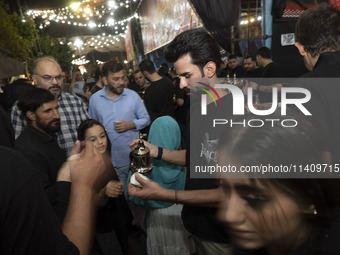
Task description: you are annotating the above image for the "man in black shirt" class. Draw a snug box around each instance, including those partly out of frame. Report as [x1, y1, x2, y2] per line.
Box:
[221, 54, 246, 78]
[130, 28, 232, 255]
[246, 47, 284, 103]
[15, 88, 66, 190]
[243, 53, 263, 78]
[139, 59, 175, 123]
[131, 69, 149, 100]
[294, 5, 340, 162]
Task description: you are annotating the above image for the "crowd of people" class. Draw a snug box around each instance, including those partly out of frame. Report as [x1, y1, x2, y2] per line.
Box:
[0, 4, 340, 255]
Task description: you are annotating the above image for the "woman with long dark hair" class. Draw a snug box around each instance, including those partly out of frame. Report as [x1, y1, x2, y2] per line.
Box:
[217, 110, 340, 255]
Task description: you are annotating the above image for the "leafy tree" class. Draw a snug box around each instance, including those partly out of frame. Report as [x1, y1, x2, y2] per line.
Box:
[0, 1, 37, 61]
[32, 33, 75, 72]
[0, 1, 74, 72]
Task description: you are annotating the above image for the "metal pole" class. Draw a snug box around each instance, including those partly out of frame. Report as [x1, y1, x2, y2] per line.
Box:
[262, 0, 266, 46]
[231, 26, 235, 54]
[247, 0, 250, 54]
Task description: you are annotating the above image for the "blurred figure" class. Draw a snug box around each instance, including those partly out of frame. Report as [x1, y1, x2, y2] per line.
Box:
[3, 78, 35, 113]
[123, 74, 129, 88]
[243, 53, 263, 78]
[221, 54, 246, 78]
[160, 62, 169, 69]
[0, 140, 111, 255]
[0, 106, 14, 148]
[245, 47, 284, 103]
[89, 66, 104, 98]
[256, 47, 283, 78]
[69, 68, 83, 92]
[217, 110, 340, 255]
[157, 66, 172, 81]
[131, 69, 149, 100]
[69, 69, 88, 106]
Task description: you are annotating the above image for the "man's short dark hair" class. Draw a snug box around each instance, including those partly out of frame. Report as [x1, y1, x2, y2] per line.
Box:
[18, 88, 55, 122]
[133, 69, 142, 75]
[164, 28, 222, 76]
[244, 53, 256, 61]
[139, 59, 156, 74]
[256, 47, 272, 59]
[101, 60, 123, 77]
[228, 54, 237, 60]
[94, 66, 102, 80]
[160, 62, 169, 69]
[295, 5, 340, 57]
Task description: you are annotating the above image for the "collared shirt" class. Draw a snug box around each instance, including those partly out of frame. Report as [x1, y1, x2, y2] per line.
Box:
[11, 92, 89, 156]
[89, 87, 150, 167]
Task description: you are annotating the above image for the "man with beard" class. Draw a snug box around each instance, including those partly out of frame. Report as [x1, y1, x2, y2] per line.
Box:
[15, 88, 66, 190]
[243, 53, 263, 78]
[11, 56, 89, 157]
[129, 28, 233, 255]
[132, 69, 149, 100]
[89, 60, 150, 188]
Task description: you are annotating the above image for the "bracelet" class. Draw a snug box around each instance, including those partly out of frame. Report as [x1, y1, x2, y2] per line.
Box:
[174, 190, 178, 204]
[156, 147, 163, 160]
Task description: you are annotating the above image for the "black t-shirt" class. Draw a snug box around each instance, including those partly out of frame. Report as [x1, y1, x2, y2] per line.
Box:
[296, 51, 340, 162]
[261, 62, 283, 78]
[244, 67, 264, 79]
[90, 85, 103, 95]
[129, 82, 148, 99]
[258, 62, 284, 103]
[15, 124, 67, 189]
[182, 93, 233, 243]
[0, 146, 79, 255]
[143, 76, 175, 122]
[0, 106, 14, 148]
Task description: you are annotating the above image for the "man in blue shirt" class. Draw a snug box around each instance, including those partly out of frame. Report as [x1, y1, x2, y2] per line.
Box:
[89, 61, 150, 188]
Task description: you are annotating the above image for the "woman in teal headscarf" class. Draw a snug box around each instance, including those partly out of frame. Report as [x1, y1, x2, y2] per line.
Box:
[128, 116, 194, 255]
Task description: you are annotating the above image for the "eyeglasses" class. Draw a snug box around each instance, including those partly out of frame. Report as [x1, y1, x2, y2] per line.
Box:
[35, 73, 64, 83]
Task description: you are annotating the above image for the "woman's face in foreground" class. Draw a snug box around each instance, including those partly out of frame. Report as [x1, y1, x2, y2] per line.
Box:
[218, 178, 311, 252]
[84, 124, 108, 154]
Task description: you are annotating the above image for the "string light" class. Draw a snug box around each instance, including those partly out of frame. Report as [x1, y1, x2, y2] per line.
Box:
[72, 55, 90, 65]
[64, 33, 125, 56]
[26, 0, 140, 33]
[240, 16, 262, 25]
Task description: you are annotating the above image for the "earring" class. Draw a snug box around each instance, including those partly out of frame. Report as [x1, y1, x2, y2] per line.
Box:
[313, 208, 318, 215]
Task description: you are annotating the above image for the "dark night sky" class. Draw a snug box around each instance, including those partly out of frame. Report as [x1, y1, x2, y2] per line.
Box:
[8, 0, 71, 10]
